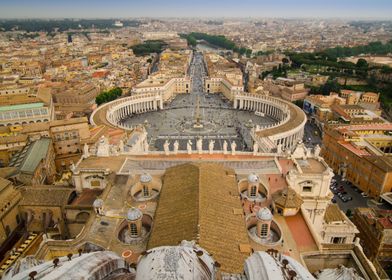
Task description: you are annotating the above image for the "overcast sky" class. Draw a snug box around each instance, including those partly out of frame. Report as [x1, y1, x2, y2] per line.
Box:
[0, 0, 391, 19]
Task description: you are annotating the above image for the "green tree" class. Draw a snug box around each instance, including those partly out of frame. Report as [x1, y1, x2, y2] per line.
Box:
[95, 87, 123, 105]
[356, 58, 368, 68]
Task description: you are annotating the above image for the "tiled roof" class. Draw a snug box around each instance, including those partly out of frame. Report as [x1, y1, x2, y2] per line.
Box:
[19, 186, 74, 206]
[339, 142, 371, 157]
[147, 163, 250, 273]
[273, 187, 303, 209]
[324, 204, 345, 223]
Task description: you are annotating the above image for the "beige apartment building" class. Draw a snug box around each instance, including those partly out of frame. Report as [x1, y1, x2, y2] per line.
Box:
[0, 89, 54, 127]
[322, 123, 392, 198]
[0, 178, 22, 247]
[204, 53, 244, 101]
[49, 117, 91, 169]
[52, 83, 99, 105]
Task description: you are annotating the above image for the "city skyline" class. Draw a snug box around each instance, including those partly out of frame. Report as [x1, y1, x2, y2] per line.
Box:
[1, 0, 392, 19]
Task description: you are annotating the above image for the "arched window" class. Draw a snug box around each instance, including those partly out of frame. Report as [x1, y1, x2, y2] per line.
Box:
[143, 185, 149, 197]
[260, 223, 268, 238]
[130, 223, 138, 237]
[250, 186, 257, 197]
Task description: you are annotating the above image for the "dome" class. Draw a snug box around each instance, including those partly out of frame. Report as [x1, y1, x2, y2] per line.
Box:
[256, 207, 273, 221]
[93, 198, 104, 208]
[244, 251, 315, 280]
[140, 173, 152, 183]
[127, 207, 143, 221]
[135, 241, 216, 280]
[2, 256, 44, 279]
[248, 174, 259, 183]
[2, 251, 129, 280]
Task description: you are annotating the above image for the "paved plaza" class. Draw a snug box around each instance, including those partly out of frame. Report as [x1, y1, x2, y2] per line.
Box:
[120, 53, 276, 151]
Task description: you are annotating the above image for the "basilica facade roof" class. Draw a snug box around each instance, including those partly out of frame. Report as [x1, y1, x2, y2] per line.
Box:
[147, 163, 250, 273]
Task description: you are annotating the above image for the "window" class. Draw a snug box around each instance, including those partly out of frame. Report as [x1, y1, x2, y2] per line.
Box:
[91, 180, 101, 187]
[260, 223, 268, 238]
[250, 186, 257, 197]
[130, 223, 138, 237]
[332, 237, 345, 244]
[143, 185, 149, 197]
[302, 186, 312, 192]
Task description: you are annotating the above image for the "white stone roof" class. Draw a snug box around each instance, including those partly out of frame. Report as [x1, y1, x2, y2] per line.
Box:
[3, 251, 129, 280]
[247, 174, 259, 183]
[244, 251, 315, 280]
[127, 207, 143, 221]
[136, 240, 216, 280]
[315, 265, 365, 280]
[93, 198, 104, 208]
[256, 207, 273, 221]
[140, 173, 152, 183]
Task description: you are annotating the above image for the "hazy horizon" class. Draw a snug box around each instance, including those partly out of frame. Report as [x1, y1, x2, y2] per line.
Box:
[0, 0, 392, 20]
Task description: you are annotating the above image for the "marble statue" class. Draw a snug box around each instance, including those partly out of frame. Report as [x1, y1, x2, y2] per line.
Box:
[119, 139, 124, 153]
[314, 144, 321, 157]
[223, 140, 228, 154]
[277, 143, 283, 154]
[163, 140, 170, 155]
[208, 140, 215, 154]
[196, 138, 203, 154]
[231, 141, 237, 155]
[83, 143, 90, 158]
[173, 140, 179, 154]
[306, 146, 312, 159]
[253, 142, 259, 156]
[143, 139, 149, 153]
[97, 135, 110, 157]
[187, 140, 192, 154]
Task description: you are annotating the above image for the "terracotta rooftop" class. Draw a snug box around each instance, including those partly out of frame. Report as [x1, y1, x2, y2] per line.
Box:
[324, 204, 346, 223]
[19, 186, 74, 206]
[70, 189, 103, 206]
[77, 156, 126, 172]
[255, 99, 306, 138]
[339, 142, 371, 157]
[147, 163, 250, 273]
[336, 123, 392, 132]
[273, 187, 303, 209]
[49, 117, 88, 127]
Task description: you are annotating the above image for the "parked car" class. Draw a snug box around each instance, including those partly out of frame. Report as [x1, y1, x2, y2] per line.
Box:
[346, 196, 353, 201]
[339, 195, 349, 202]
[331, 198, 337, 203]
[333, 187, 344, 192]
[361, 192, 369, 198]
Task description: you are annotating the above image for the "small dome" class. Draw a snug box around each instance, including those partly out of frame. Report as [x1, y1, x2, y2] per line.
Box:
[248, 174, 259, 183]
[140, 173, 152, 183]
[93, 198, 104, 208]
[127, 207, 143, 221]
[256, 207, 273, 221]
